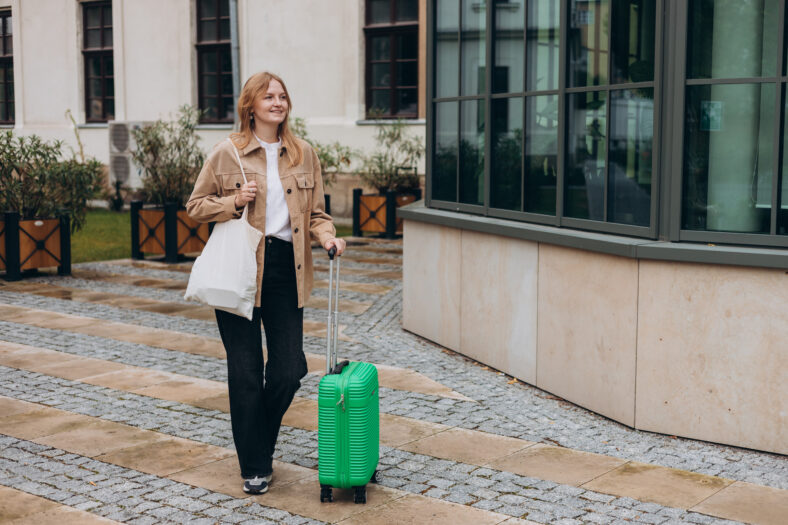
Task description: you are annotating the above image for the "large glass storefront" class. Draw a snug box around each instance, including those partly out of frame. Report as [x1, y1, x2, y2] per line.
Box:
[428, 0, 788, 248]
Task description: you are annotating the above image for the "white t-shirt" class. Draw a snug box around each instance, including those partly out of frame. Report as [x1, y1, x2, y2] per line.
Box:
[254, 134, 292, 242]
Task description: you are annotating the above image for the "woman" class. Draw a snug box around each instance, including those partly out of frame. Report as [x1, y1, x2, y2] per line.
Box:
[186, 71, 346, 495]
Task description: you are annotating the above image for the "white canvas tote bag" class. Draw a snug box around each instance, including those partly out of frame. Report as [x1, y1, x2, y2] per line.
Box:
[184, 139, 263, 320]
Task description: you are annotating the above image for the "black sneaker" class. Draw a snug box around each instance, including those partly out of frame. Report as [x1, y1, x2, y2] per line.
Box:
[243, 475, 271, 495]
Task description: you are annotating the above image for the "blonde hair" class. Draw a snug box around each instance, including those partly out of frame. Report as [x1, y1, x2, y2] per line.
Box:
[230, 71, 304, 167]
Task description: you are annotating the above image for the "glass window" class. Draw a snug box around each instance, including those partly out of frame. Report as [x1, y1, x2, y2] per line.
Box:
[0, 10, 13, 124]
[527, 0, 560, 92]
[435, 0, 459, 97]
[196, 0, 233, 123]
[365, 1, 419, 118]
[566, 91, 608, 220]
[460, 99, 485, 205]
[461, 0, 486, 95]
[491, 97, 523, 210]
[611, 0, 656, 83]
[568, 0, 610, 87]
[493, 0, 524, 94]
[525, 94, 558, 214]
[687, 0, 779, 80]
[433, 101, 459, 201]
[83, 2, 114, 122]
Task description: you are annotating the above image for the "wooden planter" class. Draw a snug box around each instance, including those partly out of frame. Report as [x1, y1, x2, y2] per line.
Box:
[352, 188, 421, 239]
[1, 212, 71, 281]
[130, 201, 210, 263]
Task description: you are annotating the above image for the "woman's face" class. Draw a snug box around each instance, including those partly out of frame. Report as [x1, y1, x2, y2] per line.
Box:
[252, 80, 288, 128]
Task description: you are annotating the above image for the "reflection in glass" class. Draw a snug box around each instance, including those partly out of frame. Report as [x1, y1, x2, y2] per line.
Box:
[397, 0, 418, 21]
[371, 90, 391, 114]
[525, 95, 559, 214]
[86, 29, 102, 48]
[688, 0, 778, 79]
[611, 0, 655, 83]
[369, 0, 390, 24]
[397, 89, 417, 115]
[493, 0, 524, 94]
[201, 20, 217, 41]
[200, 0, 216, 18]
[568, 0, 609, 87]
[491, 97, 523, 210]
[566, 92, 607, 220]
[434, 102, 459, 202]
[371, 36, 390, 60]
[683, 83, 775, 233]
[460, 100, 485, 205]
[461, 0, 486, 95]
[526, 0, 560, 91]
[608, 89, 653, 226]
[435, 0, 459, 97]
[372, 63, 391, 87]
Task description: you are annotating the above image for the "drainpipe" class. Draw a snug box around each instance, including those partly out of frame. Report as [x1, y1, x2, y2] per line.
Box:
[229, 0, 241, 129]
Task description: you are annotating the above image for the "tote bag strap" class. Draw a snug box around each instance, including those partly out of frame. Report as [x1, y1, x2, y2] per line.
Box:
[226, 138, 251, 221]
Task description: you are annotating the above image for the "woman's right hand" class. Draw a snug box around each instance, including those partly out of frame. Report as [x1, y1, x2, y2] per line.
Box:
[234, 181, 257, 209]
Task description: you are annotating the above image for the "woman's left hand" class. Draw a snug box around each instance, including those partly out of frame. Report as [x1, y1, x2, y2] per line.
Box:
[324, 237, 347, 256]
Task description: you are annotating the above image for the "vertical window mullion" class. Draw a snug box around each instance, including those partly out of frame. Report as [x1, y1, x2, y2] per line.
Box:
[521, 2, 527, 212]
[456, 0, 463, 202]
[770, 0, 787, 235]
[603, 88, 611, 222]
[556, 0, 567, 222]
[483, 0, 492, 213]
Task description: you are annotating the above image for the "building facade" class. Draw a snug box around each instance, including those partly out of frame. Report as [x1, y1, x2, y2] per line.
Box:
[401, 0, 787, 454]
[0, 0, 427, 215]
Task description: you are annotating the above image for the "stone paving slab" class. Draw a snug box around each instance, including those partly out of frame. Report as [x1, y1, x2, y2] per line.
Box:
[0, 485, 121, 524]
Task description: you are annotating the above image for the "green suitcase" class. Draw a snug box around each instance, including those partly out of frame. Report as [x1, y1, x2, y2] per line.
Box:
[318, 248, 380, 504]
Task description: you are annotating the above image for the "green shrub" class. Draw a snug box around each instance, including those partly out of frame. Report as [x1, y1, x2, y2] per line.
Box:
[0, 131, 104, 232]
[357, 118, 424, 194]
[131, 105, 205, 207]
[291, 117, 354, 188]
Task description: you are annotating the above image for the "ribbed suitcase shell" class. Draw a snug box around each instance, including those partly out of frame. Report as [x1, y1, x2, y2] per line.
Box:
[318, 361, 379, 489]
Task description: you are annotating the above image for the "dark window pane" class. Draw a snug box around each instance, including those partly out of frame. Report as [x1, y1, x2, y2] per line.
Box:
[221, 74, 233, 96]
[0, 102, 5, 121]
[491, 97, 523, 210]
[222, 96, 234, 120]
[610, 1, 655, 84]
[434, 101, 458, 201]
[201, 51, 217, 73]
[396, 89, 417, 115]
[568, 0, 609, 87]
[0, 36, 4, 56]
[608, 89, 653, 226]
[688, 0, 778, 80]
[86, 7, 101, 28]
[493, 0, 524, 93]
[200, 0, 217, 18]
[372, 63, 391, 87]
[781, 88, 788, 234]
[201, 20, 217, 41]
[436, 0, 459, 97]
[220, 48, 232, 71]
[104, 28, 113, 48]
[5, 36, 10, 56]
[371, 36, 390, 60]
[86, 56, 101, 77]
[86, 29, 102, 48]
[527, 0, 559, 91]
[105, 98, 114, 120]
[397, 61, 417, 86]
[566, 91, 607, 220]
[220, 0, 230, 17]
[87, 98, 103, 120]
[396, 0, 418, 21]
[202, 97, 218, 119]
[89, 78, 103, 98]
[460, 99, 484, 205]
[461, 0, 486, 95]
[5, 14, 12, 36]
[105, 55, 114, 76]
[203, 75, 218, 96]
[397, 34, 417, 59]
[105, 78, 114, 97]
[683, 83, 774, 233]
[525, 94, 558, 214]
[371, 89, 391, 114]
[369, 0, 390, 23]
[220, 19, 230, 40]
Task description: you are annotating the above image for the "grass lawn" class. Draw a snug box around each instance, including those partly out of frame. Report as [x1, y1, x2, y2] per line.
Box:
[72, 209, 131, 263]
[72, 209, 353, 264]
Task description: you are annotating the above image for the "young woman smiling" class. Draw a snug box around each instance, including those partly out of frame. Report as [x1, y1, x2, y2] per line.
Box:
[187, 71, 346, 495]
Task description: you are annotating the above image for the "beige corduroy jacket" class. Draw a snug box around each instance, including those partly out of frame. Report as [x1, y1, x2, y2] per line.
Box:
[186, 137, 335, 308]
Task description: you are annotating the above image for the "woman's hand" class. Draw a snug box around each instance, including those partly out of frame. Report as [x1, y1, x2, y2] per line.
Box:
[234, 181, 257, 209]
[324, 237, 346, 256]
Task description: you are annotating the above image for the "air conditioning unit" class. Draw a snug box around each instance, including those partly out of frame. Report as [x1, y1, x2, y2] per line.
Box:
[108, 121, 151, 189]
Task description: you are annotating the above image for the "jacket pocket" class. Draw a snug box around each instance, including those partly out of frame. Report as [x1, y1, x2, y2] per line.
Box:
[293, 172, 314, 211]
[219, 172, 254, 196]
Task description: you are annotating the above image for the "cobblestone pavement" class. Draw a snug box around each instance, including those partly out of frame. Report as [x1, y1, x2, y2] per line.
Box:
[0, 240, 785, 524]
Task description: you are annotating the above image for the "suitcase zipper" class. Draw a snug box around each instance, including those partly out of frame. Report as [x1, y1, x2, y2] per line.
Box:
[338, 363, 352, 488]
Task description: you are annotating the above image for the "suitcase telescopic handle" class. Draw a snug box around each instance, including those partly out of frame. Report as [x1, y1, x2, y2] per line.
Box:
[326, 247, 341, 374]
[328, 246, 337, 260]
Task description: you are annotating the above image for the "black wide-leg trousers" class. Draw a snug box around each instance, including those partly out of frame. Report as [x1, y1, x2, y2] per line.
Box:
[215, 236, 307, 478]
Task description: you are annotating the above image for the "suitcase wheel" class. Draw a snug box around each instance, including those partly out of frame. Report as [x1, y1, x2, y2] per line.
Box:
[370, 470, 379, 484]
[320, 485, 333, 503]
[353, 485, 367, 504]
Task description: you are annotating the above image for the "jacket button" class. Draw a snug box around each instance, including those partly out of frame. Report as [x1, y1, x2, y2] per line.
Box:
[236, 182, 240, 188]
[297, 264, 301, 270]
[294, 227, 299, 233]
[287, 188, 292, 194]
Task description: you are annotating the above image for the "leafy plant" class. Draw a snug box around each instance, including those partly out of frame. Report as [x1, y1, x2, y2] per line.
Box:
[131, 105, 205, 207]
[0, 131, 103, 233]
[357, 118, 424, 194]
[291, 117, 354, 187]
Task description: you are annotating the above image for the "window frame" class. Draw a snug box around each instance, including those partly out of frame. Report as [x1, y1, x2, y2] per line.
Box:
[196, 0, 233, 124]
[0, 9, 13, 125]
[82, 0, 114, 124]
[364, 0, 420, 119]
